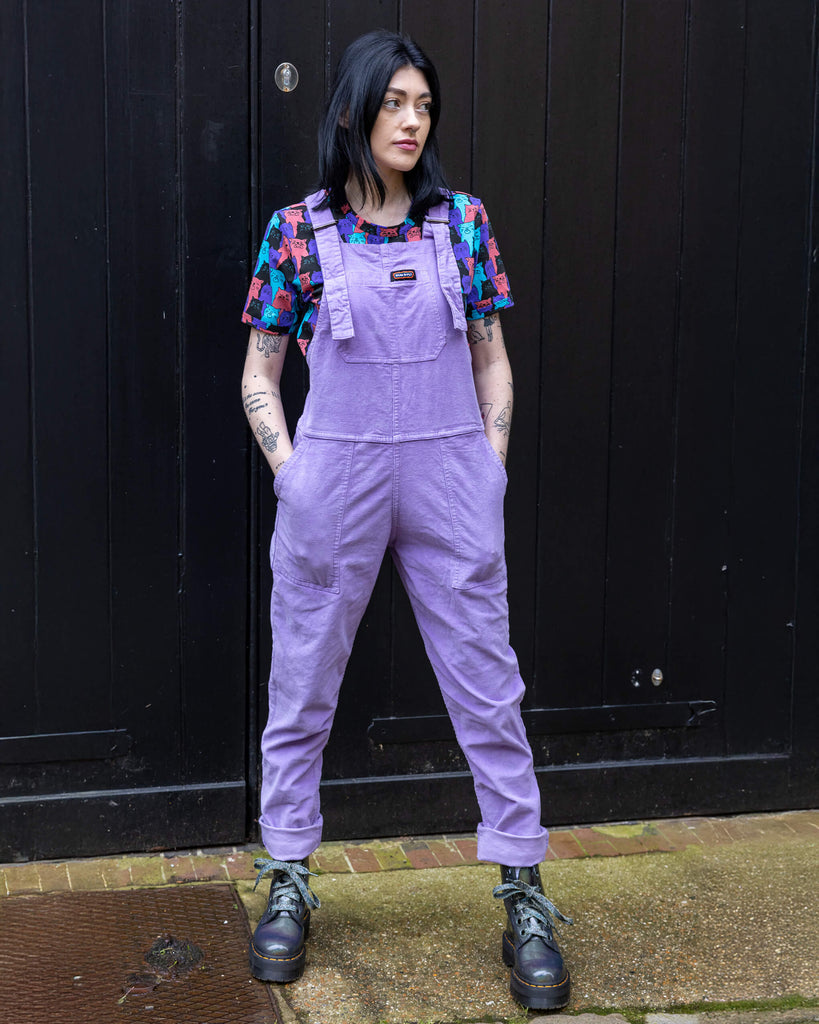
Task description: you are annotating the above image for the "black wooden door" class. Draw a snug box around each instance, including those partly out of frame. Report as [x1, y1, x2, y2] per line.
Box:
[1, 0, 252, 860]
[2, 0, 817, 862]
[253, 0, 819, 839]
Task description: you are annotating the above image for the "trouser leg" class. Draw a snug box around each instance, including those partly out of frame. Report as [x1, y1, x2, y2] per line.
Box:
[392, 432, 548, 866]
[259, 439, 391, 859]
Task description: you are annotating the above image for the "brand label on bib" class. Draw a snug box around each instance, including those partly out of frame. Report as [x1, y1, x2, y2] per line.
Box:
[390, 269, 417, 282]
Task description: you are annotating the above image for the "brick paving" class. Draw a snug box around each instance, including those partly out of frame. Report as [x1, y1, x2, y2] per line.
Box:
[1, 809, 816, 897]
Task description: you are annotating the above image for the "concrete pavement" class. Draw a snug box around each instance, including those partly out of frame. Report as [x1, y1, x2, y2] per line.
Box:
[2, 810, 817, 1023]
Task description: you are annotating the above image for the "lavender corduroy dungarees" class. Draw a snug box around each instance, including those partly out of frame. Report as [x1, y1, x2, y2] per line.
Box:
[259, 191, 548, 866]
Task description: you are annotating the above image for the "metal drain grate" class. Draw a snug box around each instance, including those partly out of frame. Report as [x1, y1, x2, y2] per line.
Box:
[0, 884, 281, 1024]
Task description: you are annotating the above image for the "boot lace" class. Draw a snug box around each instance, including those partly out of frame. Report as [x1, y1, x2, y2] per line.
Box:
[492, 878, 573, 942]
[253, 858, 321, 925]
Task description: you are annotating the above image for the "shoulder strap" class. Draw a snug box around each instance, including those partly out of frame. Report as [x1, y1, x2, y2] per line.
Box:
[303, 191, 354, 339]
[424, 192, 452, 225]
[426, 195, 467, 332]
[304, 190, 336, 230]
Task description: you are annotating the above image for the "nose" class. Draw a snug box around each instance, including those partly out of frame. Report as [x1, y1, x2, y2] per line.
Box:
[402, 105, 421, 132]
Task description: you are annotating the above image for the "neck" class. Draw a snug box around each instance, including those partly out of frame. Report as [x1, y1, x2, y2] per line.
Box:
[345, 171, 412, 226]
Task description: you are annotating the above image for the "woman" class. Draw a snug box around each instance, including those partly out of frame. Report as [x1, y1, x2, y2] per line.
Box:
[240, 29, 572, 1011]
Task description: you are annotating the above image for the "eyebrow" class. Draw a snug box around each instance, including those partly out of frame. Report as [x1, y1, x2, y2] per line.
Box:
[385, 87, 433, 100]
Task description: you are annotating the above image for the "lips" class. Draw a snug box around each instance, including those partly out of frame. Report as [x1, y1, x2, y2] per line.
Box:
[394, 140, 418, 151]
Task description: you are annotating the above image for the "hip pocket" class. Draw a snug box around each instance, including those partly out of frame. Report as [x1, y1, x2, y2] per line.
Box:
[272, 438, 353, 592]
[441, 431, 508, 590]
[272, 437, 306, 499]
[479, 432, 509, 483]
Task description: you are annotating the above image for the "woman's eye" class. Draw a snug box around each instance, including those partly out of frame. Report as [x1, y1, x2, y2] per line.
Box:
[384, 98, 400, 109]
[418, 103, 431, 113]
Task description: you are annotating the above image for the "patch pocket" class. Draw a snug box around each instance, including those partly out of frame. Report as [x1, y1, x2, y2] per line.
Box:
[272, 438, 353, 592]
[441, 432, 508, 590]
[342, 265, 446, 363]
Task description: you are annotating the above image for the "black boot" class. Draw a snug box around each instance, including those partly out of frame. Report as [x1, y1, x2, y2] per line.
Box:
[249, 857, 320, 982]
[493, 864, 573, 1010]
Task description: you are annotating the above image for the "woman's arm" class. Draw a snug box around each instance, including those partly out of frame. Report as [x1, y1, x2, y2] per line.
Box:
[241, 327, 293, 475]
[469, 313, 513, 466]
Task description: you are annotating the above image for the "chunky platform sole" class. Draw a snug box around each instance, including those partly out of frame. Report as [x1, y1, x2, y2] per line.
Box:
[502, 930, 571, 1010]
[249, 912, 310, 982]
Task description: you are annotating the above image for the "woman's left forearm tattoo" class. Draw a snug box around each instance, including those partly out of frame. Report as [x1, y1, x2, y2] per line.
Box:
[243, 390, 270, 415]
[256, 423, 280, 453]
[493, 401, 512, 436]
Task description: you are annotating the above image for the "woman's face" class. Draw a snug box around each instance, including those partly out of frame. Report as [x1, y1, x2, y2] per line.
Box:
[369, 65, 432, 183]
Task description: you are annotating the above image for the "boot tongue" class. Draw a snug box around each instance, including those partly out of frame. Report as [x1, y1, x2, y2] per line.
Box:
[515, 866, 537, 887]
[507, 865, 542, 890]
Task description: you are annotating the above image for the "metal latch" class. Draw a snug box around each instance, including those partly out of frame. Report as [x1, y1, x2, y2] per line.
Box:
[686, 701, 717, 727]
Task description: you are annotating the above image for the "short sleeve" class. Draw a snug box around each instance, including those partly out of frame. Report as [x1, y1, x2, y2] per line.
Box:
[449, 194, 515, 320]
[241, 210, 304, 333]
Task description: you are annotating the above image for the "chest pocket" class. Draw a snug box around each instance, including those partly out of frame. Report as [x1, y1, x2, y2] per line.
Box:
[339, 259, 447, 364]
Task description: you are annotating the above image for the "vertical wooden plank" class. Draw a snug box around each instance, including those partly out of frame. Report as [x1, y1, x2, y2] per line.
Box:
[181, 0, 251, 783]
[245, 0, 263, 832]
[473, 0, 549, 689]
[793, 10, 819, 773]
[253, 3, 328, 803]
[259, 1, 325, 215]
[252, 1, 324, 811]
[26, 0, 111, 734]
[603, 0, 687, 706]
[330, 0, 397, 62]
[666, 1, 745, 725]
[401, 0, 474, 187]
[105, 0, 183, 782]
[535, 0, 621, 708]
[725, 0, 815, 755]
[0, 1, 36, 735]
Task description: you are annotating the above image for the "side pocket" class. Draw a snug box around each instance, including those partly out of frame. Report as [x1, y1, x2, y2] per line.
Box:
[272, 438, 353, 592]
[272, 437, 308, 500]
[441, 432, 508, 590]
[479, 432, 509, 484]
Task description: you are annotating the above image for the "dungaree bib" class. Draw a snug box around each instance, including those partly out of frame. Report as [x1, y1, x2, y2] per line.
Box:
[260, 191, 549, 866]
[295, 192, 480, 441]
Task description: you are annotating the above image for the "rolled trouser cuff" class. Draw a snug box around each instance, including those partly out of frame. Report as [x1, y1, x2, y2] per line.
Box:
[476, 823, 549, 866]
[259, 819, 323, 862]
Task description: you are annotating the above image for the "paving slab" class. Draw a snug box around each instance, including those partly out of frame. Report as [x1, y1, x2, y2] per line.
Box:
[240, 833, 819, 1024]
[699, 1011, 819, 1024]
[548, 1016, 632, 1024]
[645, 1012, 819, 1024]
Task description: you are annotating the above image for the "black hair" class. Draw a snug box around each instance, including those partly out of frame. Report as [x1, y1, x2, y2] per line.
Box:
[316, 30, 448, 221]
